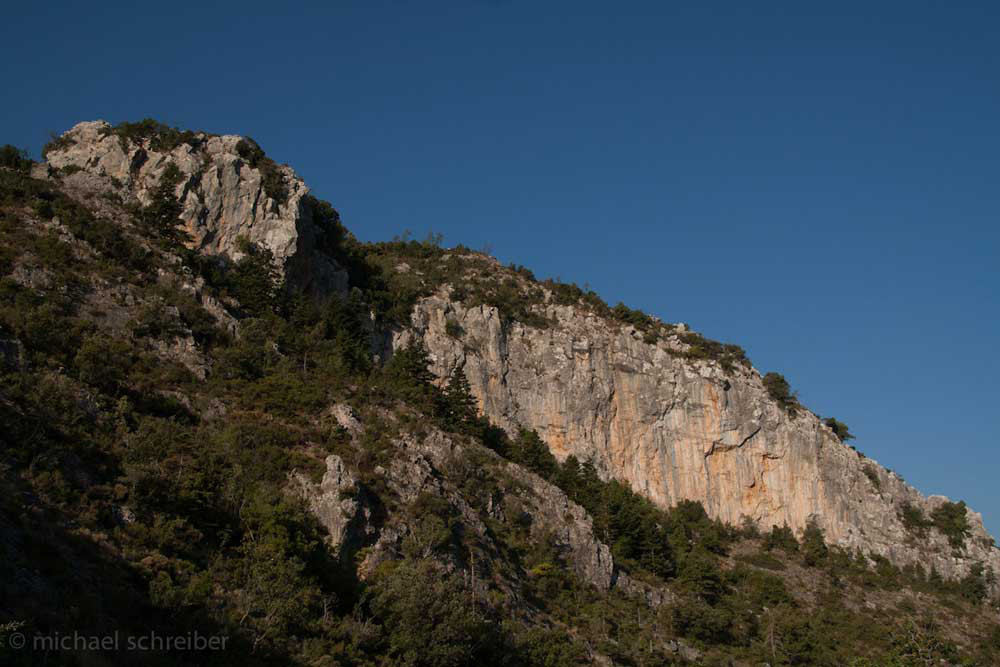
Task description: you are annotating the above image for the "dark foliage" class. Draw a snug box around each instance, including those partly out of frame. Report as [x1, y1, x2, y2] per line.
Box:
[0, 144, 32, 172]
[236, 137, 288, 204]
[763, 371, 799, 415]
[823, 416, 854, 442]
[111, 118, 204, 152]
[930, 501, 971, 550]
[898, 502, 931, 537]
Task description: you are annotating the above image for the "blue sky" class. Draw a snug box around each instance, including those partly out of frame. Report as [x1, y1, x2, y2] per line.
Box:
[3, 1, 998, 533]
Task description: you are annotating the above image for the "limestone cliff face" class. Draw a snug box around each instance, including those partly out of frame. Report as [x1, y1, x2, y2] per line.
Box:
[43, 120, 346, 294]
[397, 286, 1000, 582]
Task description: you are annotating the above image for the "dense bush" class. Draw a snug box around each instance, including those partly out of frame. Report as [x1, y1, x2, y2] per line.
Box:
[236, 137, 288, 203]
[801, 518, 829, 567]
[763, 523, 799, 555]
[824, 416, 854, 442]
[0, 144, 32, 172]
[135, 163, 189, 245]
[898, 502, 930, 537]
[366, 559, 506, 665]
[41, 131, 76, 157]
[930, 501, 970, 550]
[227, 238, 282, 318]
[863, 464, 881, 492]
[111, 118, 203, 153]
[763, 371, 799, 415]
[676, 331, 749, 371]
[1, 169, 150, 277]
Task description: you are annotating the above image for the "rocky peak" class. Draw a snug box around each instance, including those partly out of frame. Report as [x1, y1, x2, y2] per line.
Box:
[42, 120, 347, 294]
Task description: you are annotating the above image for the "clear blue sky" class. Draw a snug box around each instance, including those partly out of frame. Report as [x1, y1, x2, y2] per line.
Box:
[3, 2, 998, 533]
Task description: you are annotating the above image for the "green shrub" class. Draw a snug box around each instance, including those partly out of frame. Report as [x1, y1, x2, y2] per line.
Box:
[441, 366, 477, 432]
[445, 318, 463, 338]
[763, 372, 798, 415]
[0, 145, 32, 173]
[41, 132, 75, 157]
[930, 501, 970, 550]
[677, 331, 749, 371]
[959, 563, 990, 604]
[367, 559, 504, 666]
[824, 417, 854, 442]
[801, 517, 829, 567]
[509, 428, 560, 481]
[111, 118, 203, 153]
[763, 524, 799, 555]
[611, 301, 660, 340]
[898, 502, 931, 537]
[736, 551, 786, 571]
[74, 335, 135, 394]
[228, 238, 281, 317]
[135, 163, 189, 245]
[236, 137, 288, 203]
[862, 464, 881, 492]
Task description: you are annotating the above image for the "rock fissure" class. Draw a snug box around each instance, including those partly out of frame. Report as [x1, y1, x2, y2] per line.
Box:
[705, 424, 762, 459]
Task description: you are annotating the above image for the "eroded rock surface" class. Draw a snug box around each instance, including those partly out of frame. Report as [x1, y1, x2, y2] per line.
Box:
[44, 120, 347, 294]
[400, 289, 1000, 582]
[294, 406, 617, 592]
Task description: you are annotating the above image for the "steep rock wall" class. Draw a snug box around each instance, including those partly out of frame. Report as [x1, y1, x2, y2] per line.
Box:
[42, 120, 346, 294]
[399, 289, 1000, 582]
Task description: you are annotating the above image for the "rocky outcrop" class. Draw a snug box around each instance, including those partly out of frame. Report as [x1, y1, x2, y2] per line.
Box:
[43, 120, 347, 294]
[399, 287, 1000, 582]
[294, 405, 617, 592]
[293, 454, 370, 561]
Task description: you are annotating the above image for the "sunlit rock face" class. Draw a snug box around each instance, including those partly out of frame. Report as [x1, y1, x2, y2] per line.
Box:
[400, 288, 1000, 583]
[44, 120, 347, 294]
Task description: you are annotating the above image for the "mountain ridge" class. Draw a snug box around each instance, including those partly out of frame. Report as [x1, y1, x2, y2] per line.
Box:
[1, 119, 998, 666]
[40, 119, 1000, 583]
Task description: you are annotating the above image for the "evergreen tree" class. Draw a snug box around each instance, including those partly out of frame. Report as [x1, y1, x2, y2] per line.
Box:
[801, 517, 829, 567]
[385, 341, 441, 412]
[511, 428, 559, 480]
[228, 238, 281, 318]
[138, 163, 190, 245]
[390, 341, 434, 385]
[442, 365, 477, 431]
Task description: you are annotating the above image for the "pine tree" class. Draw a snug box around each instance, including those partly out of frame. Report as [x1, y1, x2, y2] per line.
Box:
[801, 517, 829, 567]
[443, 365, 477, 431]
[385, 341, 439, 412]
[390, 341, 435, 387]
[139, 163, 190, 245]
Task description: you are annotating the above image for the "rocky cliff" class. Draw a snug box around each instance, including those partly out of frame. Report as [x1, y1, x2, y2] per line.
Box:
[293, 404, 617, 593]
[5, 120, 1000, 664]
[42, 120, 347, 294]
[397, 281, 1000, 583]
[34, 120, 1000, 585]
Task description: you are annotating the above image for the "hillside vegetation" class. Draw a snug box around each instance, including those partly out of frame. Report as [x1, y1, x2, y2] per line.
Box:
[1, 129, 998, 666]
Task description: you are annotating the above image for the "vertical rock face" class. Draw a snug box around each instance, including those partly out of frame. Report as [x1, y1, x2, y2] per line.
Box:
[43, 120, 347, 294]
[401, 289, 1000, 581]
